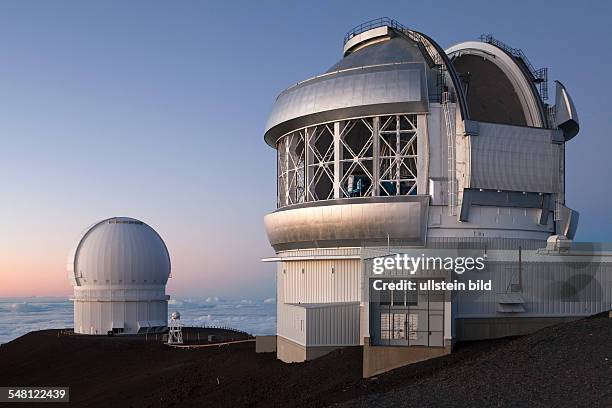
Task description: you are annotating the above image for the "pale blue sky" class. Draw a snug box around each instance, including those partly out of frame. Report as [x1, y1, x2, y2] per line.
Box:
[0, 1, 610, 298]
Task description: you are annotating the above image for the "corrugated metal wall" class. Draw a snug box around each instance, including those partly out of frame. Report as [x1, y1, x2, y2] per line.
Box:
[470, 122, 561, 193]
[279, 259, 361, 304]
[454, 261, 612, 317]
[276, 257, 362, 346]
[277, 248, 361, 259]
[426, 237, 546, 250]
[306, 303, 360, 346]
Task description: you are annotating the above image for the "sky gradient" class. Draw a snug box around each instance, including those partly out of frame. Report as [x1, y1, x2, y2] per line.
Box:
[1, 1, 611, 299]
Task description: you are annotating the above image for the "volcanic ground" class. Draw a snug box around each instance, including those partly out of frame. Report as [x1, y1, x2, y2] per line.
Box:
[0, 314, 610, 408]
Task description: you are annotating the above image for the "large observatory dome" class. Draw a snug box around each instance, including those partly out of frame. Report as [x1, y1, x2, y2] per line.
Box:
[68, 217, 170, 287]
[263, 17, 588, 368]
[69, 217, 171, 335]
[264, 17, 580, 252]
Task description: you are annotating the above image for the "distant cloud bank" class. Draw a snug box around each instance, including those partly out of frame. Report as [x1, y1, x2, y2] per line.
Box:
[0, 296, 276, 344]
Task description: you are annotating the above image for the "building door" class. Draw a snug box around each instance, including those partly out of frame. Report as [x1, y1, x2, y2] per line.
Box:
[369, 278, 445, 347]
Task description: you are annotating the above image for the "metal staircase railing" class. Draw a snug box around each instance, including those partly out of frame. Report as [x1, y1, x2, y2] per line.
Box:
[442, 90, 457, 215]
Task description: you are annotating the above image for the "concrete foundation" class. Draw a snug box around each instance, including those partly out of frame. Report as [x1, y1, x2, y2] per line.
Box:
[277, 336, 342, 363]
[362, 337, 451, 378]
[256, 335, 277, 353]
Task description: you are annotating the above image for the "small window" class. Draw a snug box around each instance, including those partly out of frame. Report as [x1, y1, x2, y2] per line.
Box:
[393, 313, 406, 339]
[380, 313, 391, 340]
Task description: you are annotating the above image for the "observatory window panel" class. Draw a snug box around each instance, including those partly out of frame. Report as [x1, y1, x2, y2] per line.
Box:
[306, 124, 335, 201]
[392, 313, 406, 339]
[277, 131, 305, 207]
[408, 314, 418, 340]
[378, 115, 418, 196]
[380, 313, 391, 340]
[340, 118, 374, 198]
[276, 113, 418, 205]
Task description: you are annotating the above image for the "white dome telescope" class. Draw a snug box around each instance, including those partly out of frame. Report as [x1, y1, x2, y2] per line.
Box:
[68, 217, 171, 335]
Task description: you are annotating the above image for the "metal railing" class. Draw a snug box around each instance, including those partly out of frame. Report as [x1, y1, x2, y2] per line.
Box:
[343, 17, 407, 45]
[343, 17, 447, 101]
[479, 34, 548, 101]
[442, 91, 457, 216]
[343, 18, 438, 62]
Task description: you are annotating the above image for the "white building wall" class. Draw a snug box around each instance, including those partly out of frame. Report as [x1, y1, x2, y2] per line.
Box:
[454, 258, 612, 318]
[276, 258, 361, 346]
[426, 104, 445, 181]
[112, 302, 124, 330]
[74, 300, 167, 335]
[277, 302, 306, 345]
[280, 259, 361, 304]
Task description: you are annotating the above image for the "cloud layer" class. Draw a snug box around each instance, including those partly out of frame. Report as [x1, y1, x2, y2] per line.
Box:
[0, 297, 276, 344]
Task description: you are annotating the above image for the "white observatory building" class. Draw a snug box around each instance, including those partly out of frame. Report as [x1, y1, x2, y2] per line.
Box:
[263, 18, 612, 375]
[68, 217, 171, 335]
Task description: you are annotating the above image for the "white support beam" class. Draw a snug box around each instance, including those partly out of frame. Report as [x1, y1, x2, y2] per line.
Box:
[372, 116, 380, 196]
[305, 127, 314, 201]
[395, 115, 401, 193]
[417, 114, 429, 194]
[285, 137, 290, 206]
[334, 121, 341, 199]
